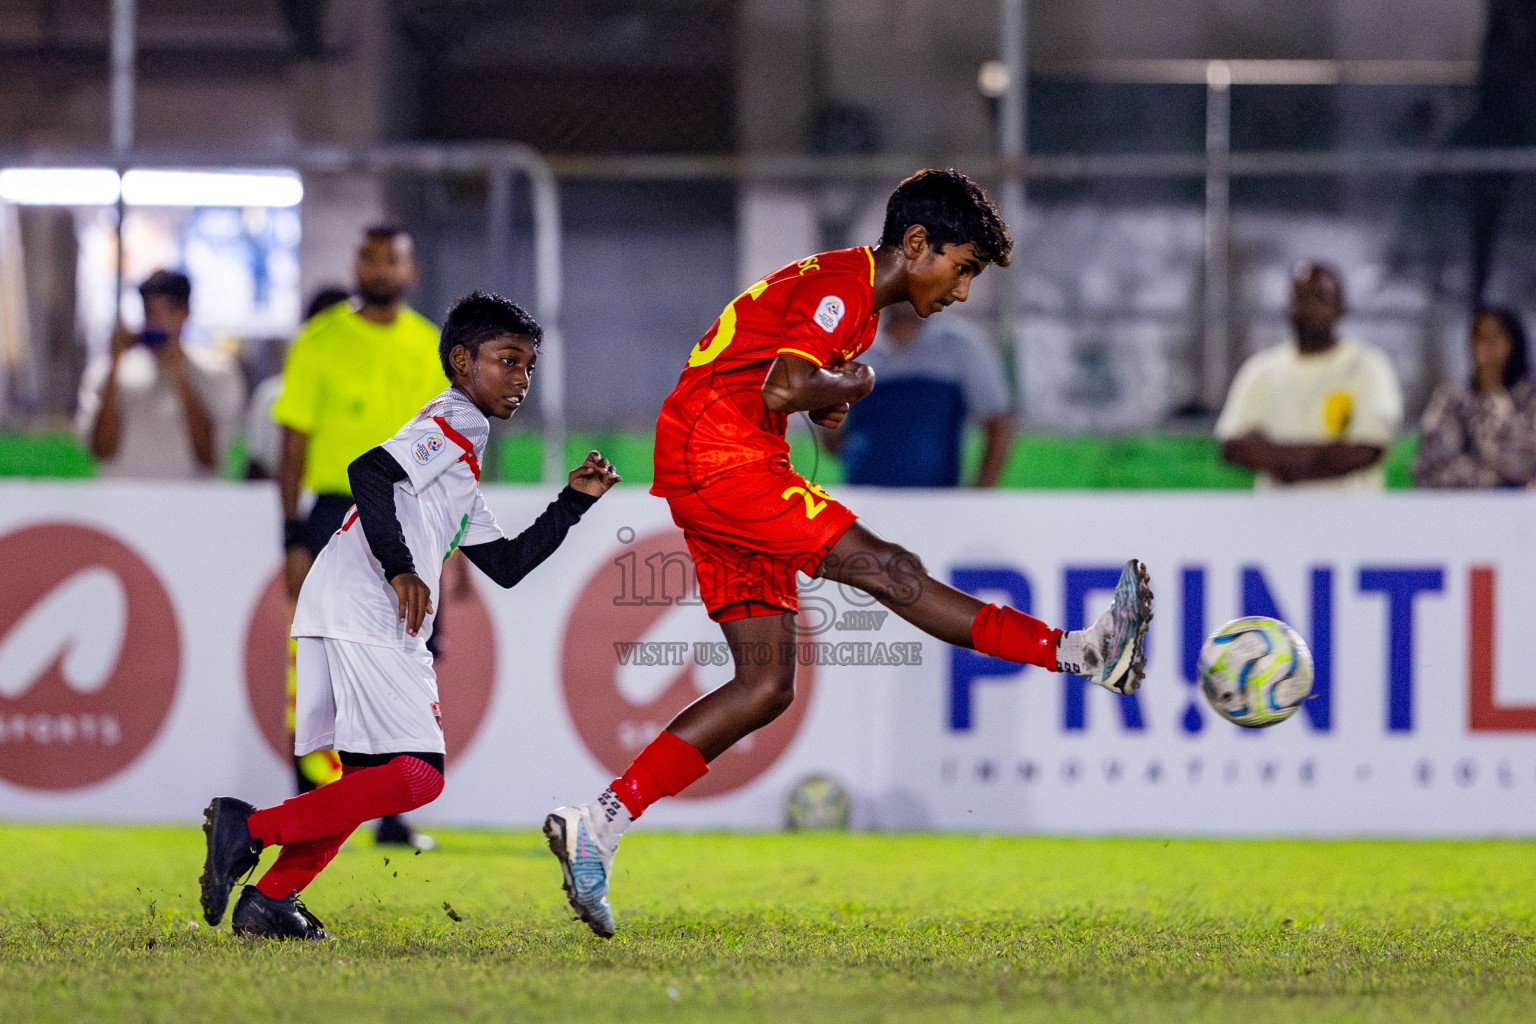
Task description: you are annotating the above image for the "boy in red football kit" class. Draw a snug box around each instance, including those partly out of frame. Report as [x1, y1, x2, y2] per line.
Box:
[545, 169, 1152, 937]
[198, 293, 619, 939]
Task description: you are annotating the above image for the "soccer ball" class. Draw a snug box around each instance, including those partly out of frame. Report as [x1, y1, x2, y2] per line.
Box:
[1197, 616, 1314, 728]
[785, 775, 851, 830]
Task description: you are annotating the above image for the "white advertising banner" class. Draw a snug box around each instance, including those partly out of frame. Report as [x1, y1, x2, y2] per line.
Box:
[2, 481, 1535, 835]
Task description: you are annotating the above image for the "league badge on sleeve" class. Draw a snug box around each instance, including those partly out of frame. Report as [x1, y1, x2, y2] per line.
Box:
[412, 432, 447, 466]
[814, 296, 846, 333]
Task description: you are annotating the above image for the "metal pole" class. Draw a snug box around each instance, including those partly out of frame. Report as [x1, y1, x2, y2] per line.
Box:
[485, 162, 512, 291]
[997, 0, 1027, 416]
[521, 157, 565, 485]
[1202, 60, 1232, 411]
[999, 0, 1026, 162]
[110, 0, 136, 326]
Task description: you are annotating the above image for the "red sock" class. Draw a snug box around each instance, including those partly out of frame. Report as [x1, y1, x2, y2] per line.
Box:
[971, 603, 1062, 670]
[255, 829, 353, 899]
[610, 731, 708, 819]
[248, 756, 443, 848]
[252, 765, 362, 899]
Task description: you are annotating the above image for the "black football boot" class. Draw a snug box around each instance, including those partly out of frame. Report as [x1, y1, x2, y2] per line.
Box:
[230, 885, 331, 940]
[199, 797, 263, 925]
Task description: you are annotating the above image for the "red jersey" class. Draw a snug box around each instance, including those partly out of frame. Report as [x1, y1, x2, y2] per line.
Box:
[651, 246, 880, 496]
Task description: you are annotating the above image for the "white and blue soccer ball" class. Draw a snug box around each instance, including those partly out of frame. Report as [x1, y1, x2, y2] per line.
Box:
[1197, 616, 1314, 728]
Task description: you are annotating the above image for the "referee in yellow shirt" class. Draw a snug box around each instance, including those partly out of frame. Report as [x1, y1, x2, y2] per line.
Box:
[273, 225, 447, 847]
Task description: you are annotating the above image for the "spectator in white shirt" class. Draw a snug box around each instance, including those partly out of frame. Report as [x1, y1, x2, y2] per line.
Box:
[1216, 263, 1404, 489]
[77, 270, 245, 479]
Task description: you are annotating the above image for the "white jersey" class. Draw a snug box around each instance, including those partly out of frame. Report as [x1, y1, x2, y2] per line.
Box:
[291, 387, 501, 649]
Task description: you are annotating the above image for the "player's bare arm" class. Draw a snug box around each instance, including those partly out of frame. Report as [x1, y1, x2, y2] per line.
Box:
[809, 401, 851, 429]
[761, 353, 875, 414]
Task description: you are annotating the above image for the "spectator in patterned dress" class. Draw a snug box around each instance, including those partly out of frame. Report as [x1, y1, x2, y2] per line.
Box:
[1414, 308, 1536, 488]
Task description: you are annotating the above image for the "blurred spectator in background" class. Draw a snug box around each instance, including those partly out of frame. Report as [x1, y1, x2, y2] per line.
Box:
[76, 270, 245, 479]
[834, 302, 1013, 487]
[271, 228, 445, 849]
[244, 286, 351, 481]
[1217, 263, 1403, 489]
[1413, 308, 1536, 487]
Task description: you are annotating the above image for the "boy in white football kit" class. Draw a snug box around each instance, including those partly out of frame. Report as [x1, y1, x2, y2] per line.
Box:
[199, 293, 620, 939]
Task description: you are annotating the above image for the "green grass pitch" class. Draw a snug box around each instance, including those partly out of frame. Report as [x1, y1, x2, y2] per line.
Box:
[2, 824, 1535, 1022]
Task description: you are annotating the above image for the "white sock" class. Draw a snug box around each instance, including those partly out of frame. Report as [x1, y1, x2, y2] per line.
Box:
[591, 786, 634, 850]
[1055, 629, 1105, 676]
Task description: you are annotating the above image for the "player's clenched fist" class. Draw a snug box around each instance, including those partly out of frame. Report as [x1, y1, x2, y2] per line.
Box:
[390, 571, 434, 637]
[809, 402, 851, 429]
[569, 450, 621, 497]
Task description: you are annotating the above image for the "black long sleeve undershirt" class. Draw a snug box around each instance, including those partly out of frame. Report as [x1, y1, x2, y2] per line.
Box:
[346, 445, 598, 588]
[348, 447, 414, 580]
[460, 486, 596, 588]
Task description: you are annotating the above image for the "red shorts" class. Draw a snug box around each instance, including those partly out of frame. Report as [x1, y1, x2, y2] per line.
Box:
[666, 460, 858, 622]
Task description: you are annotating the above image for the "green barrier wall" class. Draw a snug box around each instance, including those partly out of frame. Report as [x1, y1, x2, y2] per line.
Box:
[0, 429, 1423, 489]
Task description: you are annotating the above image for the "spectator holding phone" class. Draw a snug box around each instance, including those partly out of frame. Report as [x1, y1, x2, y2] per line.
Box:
[76, 269, 246, 479]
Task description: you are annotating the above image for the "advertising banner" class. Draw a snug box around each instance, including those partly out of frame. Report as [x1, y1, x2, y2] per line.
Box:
[3, 481, 1535, 835]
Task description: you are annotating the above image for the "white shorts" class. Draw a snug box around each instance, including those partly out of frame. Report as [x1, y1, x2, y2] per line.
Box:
[293, 637, 445, 757]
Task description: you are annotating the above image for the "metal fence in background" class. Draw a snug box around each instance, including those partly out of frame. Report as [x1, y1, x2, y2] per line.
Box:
[4, 69, 1536, 455]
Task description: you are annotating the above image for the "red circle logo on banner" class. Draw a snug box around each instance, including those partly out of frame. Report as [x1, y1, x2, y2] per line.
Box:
[0, 523, 181, 790]
[243, 565, 498, 767]
[559, 528, 816, 799]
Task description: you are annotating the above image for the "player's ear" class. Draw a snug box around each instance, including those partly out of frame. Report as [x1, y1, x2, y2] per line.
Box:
[449, 343, 472, 378]
[901, 223, 928, 261]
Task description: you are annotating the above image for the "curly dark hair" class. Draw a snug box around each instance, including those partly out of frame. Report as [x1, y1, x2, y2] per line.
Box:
[879, 168, 1013, 268]
[439, 291, 542, 378]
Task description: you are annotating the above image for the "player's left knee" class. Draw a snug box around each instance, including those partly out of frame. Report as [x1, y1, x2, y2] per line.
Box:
[393, 755, 445, 809]
[740, 661, 797, 725]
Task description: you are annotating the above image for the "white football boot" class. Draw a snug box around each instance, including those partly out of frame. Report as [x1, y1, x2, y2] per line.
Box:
[543, 805, 617, 938]
[1059, 559, 1154, 694]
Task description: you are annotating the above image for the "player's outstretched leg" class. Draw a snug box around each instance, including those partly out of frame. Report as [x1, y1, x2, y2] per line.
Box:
[230, 885, 330, 940]
[545, 613, 785, 937]
[200, 797, 263, 926]
[820, 523, 1153, 694]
